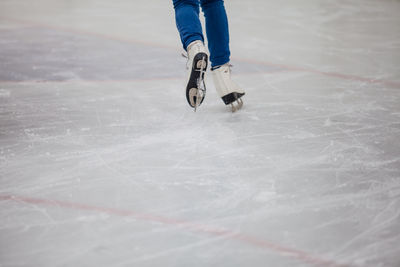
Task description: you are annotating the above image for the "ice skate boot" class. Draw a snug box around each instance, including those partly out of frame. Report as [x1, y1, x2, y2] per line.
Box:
[185, 40, 208, 111]
[212, 63, 245, 112]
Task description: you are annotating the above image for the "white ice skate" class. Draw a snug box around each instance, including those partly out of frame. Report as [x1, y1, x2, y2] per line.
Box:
[212, 63, 245, 112]
[184, 40, 208, 111]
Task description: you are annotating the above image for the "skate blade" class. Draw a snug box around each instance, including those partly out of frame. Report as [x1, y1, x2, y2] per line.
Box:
[191, 55, 207, 112]
[230, 98, 243, 112]
[188, 88, 205, 112]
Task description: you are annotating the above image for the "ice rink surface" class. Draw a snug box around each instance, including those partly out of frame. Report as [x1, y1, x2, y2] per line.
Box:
[1, 0, 400, 266]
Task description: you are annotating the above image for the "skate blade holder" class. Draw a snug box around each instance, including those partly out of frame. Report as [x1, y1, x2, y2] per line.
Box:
[230, 98, 243, 112]
[188, 87, 205, 112]
[192, 55, 207, 112]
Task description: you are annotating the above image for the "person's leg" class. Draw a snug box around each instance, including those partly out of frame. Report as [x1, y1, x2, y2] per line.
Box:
[200, 0, 230, 68]
[200, 0, 244, 111]
[172, 0, 204, 51]
[173, 0, 208, 110]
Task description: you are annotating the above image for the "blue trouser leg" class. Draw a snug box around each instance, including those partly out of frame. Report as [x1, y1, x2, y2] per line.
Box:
[172, 0, 230, 67]
[172, 0, 204, 51]
[200, 0, 230, 67]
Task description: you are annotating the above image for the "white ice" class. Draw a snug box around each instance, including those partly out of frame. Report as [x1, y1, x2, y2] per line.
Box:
[1, 0, 400, 266]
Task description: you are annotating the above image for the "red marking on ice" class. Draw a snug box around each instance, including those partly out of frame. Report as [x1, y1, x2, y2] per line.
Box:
[0, 194, 350, 267]
[234, 57, 400, 89]
[2, 16, 399, 89]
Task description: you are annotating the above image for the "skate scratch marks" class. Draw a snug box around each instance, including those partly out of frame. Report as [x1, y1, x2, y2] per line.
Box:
[121, 234, 231, 264]
[335, 199, 400, 255]
[0, 194, 350, 267]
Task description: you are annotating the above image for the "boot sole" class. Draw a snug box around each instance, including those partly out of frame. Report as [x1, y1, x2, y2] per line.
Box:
[186, 53, 208, 108]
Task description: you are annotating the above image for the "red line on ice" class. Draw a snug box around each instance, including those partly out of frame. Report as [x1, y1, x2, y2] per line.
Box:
[233, 57, 400, 89]
[0, 194, 350, 267]
[2, 16, 400, 89]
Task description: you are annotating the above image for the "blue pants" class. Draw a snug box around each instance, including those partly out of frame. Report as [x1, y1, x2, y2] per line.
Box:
[172, 0, 230, 68]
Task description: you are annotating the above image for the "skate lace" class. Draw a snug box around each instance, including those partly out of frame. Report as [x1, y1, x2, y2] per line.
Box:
[182, 52, 233, 71]
[181, 52, 189, 69]
[227, 63, 233, 73]
[213, 63, 233, 73]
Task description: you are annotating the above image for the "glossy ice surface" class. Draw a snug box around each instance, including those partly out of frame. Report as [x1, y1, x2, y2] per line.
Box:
[1, 0, 400, 266]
